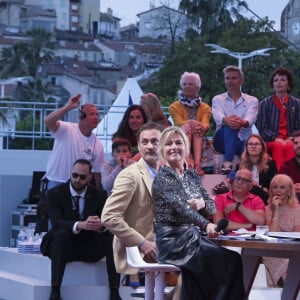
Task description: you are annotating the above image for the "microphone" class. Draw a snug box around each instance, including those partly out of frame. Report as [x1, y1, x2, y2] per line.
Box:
[215, 218, 229, 235]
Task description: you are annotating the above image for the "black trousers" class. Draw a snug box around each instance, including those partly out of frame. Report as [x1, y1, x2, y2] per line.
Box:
[47, 229, 120, 290]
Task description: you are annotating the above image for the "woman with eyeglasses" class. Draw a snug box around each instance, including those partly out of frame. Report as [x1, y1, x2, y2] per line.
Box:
[223, 134, 277, 204]
[263, 174, 300, 287]
[214, 168, 266, 232]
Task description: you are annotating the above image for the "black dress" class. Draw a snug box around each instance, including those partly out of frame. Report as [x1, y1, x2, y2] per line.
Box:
[152, 166, 245, 300]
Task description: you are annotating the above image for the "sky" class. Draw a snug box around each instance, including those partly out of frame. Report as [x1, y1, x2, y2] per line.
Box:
[100, 0, 288, 30]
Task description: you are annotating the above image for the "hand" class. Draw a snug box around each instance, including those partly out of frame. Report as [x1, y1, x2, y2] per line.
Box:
[67, 94, 81, 109]
[206, 223, 219, 237]
[120, 157, 130, 169]
[271, 196, 283, 208]
[78, 215, 102, 231]
[226, 115, 245, 129]
[187, 198, 206, 210]
[189, 120, 206, 137]
[140, 240, 157, 263]
[274, 137, 286, 145]
[224, 203, 236, 217]
[243, 223, 253, 229]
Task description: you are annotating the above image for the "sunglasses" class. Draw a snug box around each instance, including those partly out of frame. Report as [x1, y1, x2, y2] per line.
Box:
[234, 176, 252, 184]
[72, 172, 87, 180]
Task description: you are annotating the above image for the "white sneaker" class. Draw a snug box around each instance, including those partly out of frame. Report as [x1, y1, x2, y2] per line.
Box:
[221, 161, 233, 175]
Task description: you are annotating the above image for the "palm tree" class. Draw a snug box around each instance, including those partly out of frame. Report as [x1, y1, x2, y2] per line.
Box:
[179, 0, 248, 41]
[0, 28, 56, 101]
[0, 43, 28, 79]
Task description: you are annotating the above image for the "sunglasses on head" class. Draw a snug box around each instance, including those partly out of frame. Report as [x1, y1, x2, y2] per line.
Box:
[72, 172, 87, 180]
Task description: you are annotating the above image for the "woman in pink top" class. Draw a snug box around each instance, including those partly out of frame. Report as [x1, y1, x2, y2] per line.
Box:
[263, 174, 300, 287]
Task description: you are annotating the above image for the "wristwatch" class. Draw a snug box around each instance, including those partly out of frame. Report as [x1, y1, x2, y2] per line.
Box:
[236, 202, 241, 210]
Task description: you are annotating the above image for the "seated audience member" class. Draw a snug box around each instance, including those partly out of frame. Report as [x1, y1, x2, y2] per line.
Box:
[220, 134, 277, 204]
[214, 168, 265, 231]
[112, 105, 147, 157]
[40, 159, 120, 300]
[257, 67, 300, 171]
[280, 131, 300, 202]
[101, 138, 134, 196]
[152, 126, 245, 300]
[102, 123, 163, 288]
[212, 66, 258, 174]
[263, 174, 300, 287]
[169, 71, 211, 176]
[140, 93, 170, 128]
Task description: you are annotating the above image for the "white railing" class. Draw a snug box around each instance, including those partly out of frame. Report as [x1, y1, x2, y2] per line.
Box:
[0, 100, 170, 150]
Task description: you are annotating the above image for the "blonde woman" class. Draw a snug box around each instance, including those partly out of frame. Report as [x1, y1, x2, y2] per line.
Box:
[263, 174, 300, 287]
[152, 126, 244, 300]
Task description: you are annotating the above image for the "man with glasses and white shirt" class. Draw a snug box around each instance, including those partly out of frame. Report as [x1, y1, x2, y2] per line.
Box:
[41, 159, 121, 300]
[214, 168, 265, 232]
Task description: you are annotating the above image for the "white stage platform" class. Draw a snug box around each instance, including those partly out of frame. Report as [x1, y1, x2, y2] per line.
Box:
[0, 247, 299, 300]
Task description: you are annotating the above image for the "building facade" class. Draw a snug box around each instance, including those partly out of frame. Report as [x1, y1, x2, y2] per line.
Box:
[281, 0, 300, 49]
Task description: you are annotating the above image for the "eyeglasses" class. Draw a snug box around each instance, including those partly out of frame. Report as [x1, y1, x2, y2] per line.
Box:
[234, 176, 252, 184]
[247, 142, 261, 147]
[72, 172, 87, 180]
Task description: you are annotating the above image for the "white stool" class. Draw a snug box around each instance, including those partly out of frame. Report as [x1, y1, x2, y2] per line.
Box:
[126, 246, 180, 300]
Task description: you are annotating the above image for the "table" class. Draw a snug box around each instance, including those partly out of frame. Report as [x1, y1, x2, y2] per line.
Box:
[213, 238, 300, 300]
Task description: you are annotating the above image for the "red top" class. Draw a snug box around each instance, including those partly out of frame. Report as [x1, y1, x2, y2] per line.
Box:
[274, 94, 288, 139]
[215, 191, 265, 230]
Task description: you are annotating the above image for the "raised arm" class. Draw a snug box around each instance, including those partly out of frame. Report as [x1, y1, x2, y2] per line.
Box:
[45, 93, 81, 133]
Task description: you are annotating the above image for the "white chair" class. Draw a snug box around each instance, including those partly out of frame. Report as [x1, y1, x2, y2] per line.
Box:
[126, 246, 180, 300]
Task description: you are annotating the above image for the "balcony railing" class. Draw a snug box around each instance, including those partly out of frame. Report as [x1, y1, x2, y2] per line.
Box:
[0, 100, 170, 150]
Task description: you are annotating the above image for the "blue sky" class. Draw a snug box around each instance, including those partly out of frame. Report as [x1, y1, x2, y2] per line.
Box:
[101, 0, 288, 30]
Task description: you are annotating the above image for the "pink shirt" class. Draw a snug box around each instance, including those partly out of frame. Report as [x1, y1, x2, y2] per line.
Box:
[215, 191, 265, 229]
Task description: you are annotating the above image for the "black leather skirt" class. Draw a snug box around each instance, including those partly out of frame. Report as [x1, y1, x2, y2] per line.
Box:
[155, 224, 245, 300]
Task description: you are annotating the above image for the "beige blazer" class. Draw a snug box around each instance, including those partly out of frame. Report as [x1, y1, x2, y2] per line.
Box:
[101, 159, 155, 274]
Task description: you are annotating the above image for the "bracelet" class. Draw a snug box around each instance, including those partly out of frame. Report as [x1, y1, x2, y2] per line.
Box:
[138, 239, 145, 249]
[236, 202, 241, 210]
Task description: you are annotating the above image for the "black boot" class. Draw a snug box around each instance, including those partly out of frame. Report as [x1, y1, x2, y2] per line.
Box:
[110, 287, 121, 300]
[49, 285, 62, 300]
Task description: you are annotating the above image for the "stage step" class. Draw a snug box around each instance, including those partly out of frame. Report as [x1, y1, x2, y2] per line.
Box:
[0, 247, 117, 300]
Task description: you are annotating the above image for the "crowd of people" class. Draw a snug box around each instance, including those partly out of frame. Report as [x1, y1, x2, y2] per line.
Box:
[40, 65, 300, 300]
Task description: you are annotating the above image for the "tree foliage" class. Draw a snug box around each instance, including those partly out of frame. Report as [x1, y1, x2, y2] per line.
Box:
[0, 28, 55, 101]
[179, 0, 248, 41]
[142, 17, 300, 133]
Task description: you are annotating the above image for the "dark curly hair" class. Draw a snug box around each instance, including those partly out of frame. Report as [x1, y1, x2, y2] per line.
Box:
[269, 67, 294, 92]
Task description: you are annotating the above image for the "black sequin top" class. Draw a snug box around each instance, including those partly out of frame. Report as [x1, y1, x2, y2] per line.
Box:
[152, 166, 216, 230]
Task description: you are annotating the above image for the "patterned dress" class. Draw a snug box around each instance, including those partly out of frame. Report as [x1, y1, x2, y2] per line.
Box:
[263, 204, 300, 287]
[152, 166, 245, 300]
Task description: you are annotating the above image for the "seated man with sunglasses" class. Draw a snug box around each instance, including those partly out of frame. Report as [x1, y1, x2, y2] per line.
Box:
[40, 159, 121, 300]
[213, 168, 266, 232]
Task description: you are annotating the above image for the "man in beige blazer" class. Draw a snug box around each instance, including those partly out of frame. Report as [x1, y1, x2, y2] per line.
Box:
[101, 122, 163, 276]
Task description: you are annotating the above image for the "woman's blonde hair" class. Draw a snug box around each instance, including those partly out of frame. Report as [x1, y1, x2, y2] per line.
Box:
[268, 174, 298, 207]
[159, 126, 190, 160]
[240, 134, 270, 172]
